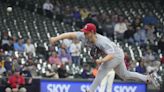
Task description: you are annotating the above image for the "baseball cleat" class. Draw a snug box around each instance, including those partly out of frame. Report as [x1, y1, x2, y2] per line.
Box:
[149, 72, 161, 89]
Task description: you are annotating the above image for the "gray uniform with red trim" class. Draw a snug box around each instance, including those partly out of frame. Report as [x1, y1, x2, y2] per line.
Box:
[76, 32, 148, 92]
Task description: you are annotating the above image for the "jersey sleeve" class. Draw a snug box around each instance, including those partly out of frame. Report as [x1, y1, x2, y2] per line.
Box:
[101, 42, 115, 54]
[75, 32, 85, 41]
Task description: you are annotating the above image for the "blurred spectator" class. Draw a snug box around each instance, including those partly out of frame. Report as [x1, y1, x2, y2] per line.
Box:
[5, 69, 26, 92]
[25, 62, 37, 77]
[143, 49, 155, 62]
[53, 4, 61, 15]
[12, 58, 21, 72]
[135, 60, 146, 74]
[92, 64, 99, 78]
[27, 52, 33, 60]
[70, 39, 81, 65]
[0, 59, 4, 67]
[124, 25, 135, 43]
[0, 63, 6, 78]
[132, 16, 142, 30]
[160, 55, 164, 64]
[58, 43, 71, 56]
[111, 14, 119, 26]
[72, 6, 81, 21]
[12, 36, 17, 44]
[0, 49, 3, 56]
[36, 43, 47, 57]
[80, 8, 90, 20]
[2, 38, 14, 51]
[59, 48, 72, 65]
[72, 6, 83, 28]
[48, 52, 61, 65]
[45, 68, 59, 79]
[101, 15, 114, 38]
[146, 61, 161, 73]
[57, 64, 68, 78]
[133, 26, 147, 45]
[143, 12, 158, 26]
[0, 70, 10, 87]
[98, 13, 108, 24]
[146, 25, 156, 44]
[63, 5, 73, 24]
[21, 66, 33, 85]
[26, 58, 33, 67]
[14, 38, 25, 53]
[1, 32, 10, 47]
[124, 18, 131, 27]
[90, 11, 98, 22]
[48, 44, 56, 52]
[128, 61, 137, 71]
[55, 6, 64, 22]
[24, 39, 35, 55]
[114, 16, 127, 40]
[81, 64, 92, 78]
[90, 6, 98, 16]
[158, 36, 164, 54]
[114, 8, 122, 15]
[4, 57, 13, 71]
[43, 0, 54, 18]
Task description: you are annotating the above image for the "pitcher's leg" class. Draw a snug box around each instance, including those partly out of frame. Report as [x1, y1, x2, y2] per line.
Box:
[114, 56, 160, 88]
[89, 66, 110, 92]
[106, 70, 115, 92]
[99, 70, 115, 92]
[99, 72, 108, 92]
[89, 58, 120, 92]
[115, 60, 148, 82]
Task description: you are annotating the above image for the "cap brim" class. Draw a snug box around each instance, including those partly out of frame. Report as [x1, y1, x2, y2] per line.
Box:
[81, 28, 89, 33]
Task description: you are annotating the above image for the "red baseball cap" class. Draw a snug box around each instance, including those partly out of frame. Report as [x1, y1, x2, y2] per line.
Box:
[81, 23, 96, 33]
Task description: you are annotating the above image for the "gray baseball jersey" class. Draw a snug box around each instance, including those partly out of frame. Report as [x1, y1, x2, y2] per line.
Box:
[75, 32, 148, 92]
[76, 32, 123, 58]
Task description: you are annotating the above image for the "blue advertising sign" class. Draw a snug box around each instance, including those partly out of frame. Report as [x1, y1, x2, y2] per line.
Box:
[40, 80, 146, 92]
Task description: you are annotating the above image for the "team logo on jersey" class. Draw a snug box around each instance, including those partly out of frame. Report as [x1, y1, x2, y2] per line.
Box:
[84, 25, 88, 29]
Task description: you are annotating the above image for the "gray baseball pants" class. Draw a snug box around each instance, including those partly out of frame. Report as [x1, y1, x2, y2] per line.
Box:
[89, 49, 148, 92]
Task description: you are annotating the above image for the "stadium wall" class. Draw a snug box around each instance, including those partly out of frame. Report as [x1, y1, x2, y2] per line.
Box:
[0, 78, 148, 92]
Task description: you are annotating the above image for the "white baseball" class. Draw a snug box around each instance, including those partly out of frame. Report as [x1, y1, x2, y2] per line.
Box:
[7, 7, 12, 12]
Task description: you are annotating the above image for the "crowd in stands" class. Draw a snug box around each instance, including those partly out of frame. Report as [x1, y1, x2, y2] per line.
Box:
[0, 31, 163, 91]
[41, 0, 164, 71]
[0, 22, 163, 77]
[42, 0, 163, 49]
[0, 0, 164, 91]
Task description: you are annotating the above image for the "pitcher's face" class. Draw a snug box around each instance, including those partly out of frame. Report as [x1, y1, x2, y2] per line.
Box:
[84, 32, 94, 41]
